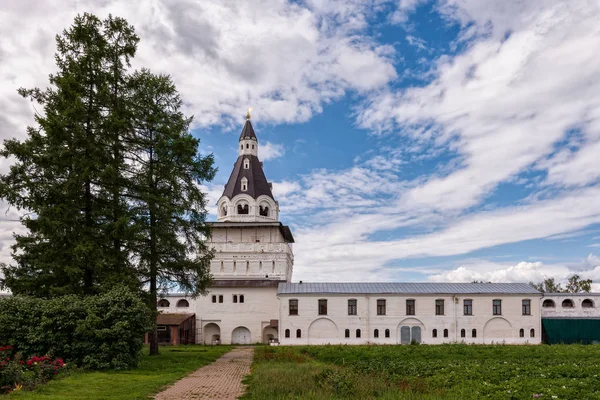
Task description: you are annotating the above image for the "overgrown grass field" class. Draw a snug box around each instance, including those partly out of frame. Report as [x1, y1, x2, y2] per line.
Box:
[242, 345, 600, 399]
[8, 345, 232, 400]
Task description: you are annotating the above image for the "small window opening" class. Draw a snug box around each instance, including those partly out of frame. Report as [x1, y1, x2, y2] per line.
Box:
[233, 295, 238, 303]
[244, 158, 250, 169]
[246, 143, 249, 149]
[582, 299, 594, 308]
[237, 204, 249, 214]
[218, 295, 223, 303]
[212, 295, 216, 303]
[385, 329, 390, 338]
[562, 299, 574, 308]
[530, 328, 535, 338]
[374, 329, 379, 338]
[177, 299, 189, 307]
[240, 295, 244, 303]
[158, 299, 170, 307]
[542, 299, 555, 308]
[259, 206, 269, 216]
[356, 329, 361, 338]
[345, 329, 350, 338]
[432, 329, 437, 338]
[460, 329, 465, 338]
[519, 328, 524, 337]
[443, 329, 448, 338]
[296, 329, 301, 338]
[472, 329, 477, 338]
[285, 329, 290, 338]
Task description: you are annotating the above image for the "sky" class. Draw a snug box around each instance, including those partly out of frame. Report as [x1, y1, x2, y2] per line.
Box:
[1, 0, 600, 288]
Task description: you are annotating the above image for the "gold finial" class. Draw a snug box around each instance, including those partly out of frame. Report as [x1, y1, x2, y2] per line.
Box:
[246, 107, 253, 120]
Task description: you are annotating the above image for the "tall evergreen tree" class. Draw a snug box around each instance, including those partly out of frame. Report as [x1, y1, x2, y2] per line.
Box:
[0, 14, 139, 296]
[128, 70, 215, 355]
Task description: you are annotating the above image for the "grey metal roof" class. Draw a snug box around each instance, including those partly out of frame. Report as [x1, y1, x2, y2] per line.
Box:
[278, 282, 541, 295]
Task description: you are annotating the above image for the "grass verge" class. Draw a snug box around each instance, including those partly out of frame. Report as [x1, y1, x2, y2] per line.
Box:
[8, 345, 232, 400]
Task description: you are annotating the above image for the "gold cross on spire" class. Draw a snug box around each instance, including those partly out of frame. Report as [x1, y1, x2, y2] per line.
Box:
[246, 107, 253, 120]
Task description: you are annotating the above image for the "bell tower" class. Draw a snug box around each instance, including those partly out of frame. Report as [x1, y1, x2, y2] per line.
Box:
[217, 111, 279, 222]
[207, 111, 294, 282]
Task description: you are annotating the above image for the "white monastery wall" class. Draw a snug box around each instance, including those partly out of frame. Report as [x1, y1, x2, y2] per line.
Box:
[278, 293, 542, 345]
[541, 293, 600, 318]
[160, 286, 279, 345]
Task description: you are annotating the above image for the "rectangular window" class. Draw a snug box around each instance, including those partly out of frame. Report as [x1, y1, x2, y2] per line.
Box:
[522, 299, 531, 315]
[463, 299, 473, 316]
[406, 299, 415, 315]
[377, 299, 386, 315]
[318, 299, 327, 315]
[289, 299, 298, 315]
[435, 299, 445, 315]
[348, 299, 357, 315]
[493, 299, 502, 315]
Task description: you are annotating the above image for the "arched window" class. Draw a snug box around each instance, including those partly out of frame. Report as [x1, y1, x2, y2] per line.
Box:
[345, 329, 350, 338]
[240, 295, 245, 303]
[233, 295, 238, 303]
[246, 143, 249, 149]
[176, 299, 189, 308]
[296, 329, 301, 338]
[530, 328, 535, 338]
[218, 295, 223, 303]
[157, 299, 170, 307]
[356, 329, 361, 338]
[519, 328, 524, 337]
[443, 329, 448, 338]
[432, 329, 437, 338]
[385, 329, 390, 338]
[374, 329, 379, 338]
[542, 299, 555, 308]
[472, 329, 477, 338]
[221, 206, 227, 216]
[582, 299, 594, 308]
[212, 295, 216, 303]
[243, 158, 250, 169]
[562, 299, 574, 308]
[237, 204, 249, 214]
[285, 329, 290, 338]
[240, 144, 243, 150]
[460, 329, 465, 338]
[259, 205, 269, 216]
[252, 144, 255, 149]
[241, 177, 248, 192]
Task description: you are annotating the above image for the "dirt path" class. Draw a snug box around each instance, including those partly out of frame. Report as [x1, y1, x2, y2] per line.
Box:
[154, 347, 254, 400]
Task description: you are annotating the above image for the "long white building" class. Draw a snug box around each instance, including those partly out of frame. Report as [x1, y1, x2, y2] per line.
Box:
[157, 116, 546, 345]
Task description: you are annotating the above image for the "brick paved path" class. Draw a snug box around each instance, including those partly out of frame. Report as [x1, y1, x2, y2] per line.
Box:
[154, 347, 254, 400]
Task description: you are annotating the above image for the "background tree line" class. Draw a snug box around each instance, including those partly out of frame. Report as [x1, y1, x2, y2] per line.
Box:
[0, 13, 215, 355]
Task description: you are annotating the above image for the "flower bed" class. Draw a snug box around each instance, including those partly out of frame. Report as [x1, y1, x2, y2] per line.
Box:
[0, 345, 67, 394]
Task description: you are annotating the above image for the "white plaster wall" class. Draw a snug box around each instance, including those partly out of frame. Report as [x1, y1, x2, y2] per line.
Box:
[278, 293, 542, 345]
[162, 286, 280, 345]
[208, 226, 293, 281]
[541, 293, 600, 318]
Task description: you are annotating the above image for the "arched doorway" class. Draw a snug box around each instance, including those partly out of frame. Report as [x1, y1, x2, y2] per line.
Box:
[307, 318, 339, 344]
[204, 323, 221, 345]
[397, 318, 424, 344]
[232, 326, 252, 344]
[263, 326, 278, 344]
[483, 317, 512, 343]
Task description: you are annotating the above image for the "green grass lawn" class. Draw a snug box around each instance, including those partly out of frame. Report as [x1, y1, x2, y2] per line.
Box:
[242, 345, 600, 400]
[8, 345, 232, 400]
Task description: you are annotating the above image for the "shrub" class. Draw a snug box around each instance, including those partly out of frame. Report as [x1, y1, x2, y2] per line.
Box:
[0, 286, 152, 370]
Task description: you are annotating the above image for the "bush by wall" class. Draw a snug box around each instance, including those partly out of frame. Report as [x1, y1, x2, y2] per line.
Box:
[0, 286, 152, 370]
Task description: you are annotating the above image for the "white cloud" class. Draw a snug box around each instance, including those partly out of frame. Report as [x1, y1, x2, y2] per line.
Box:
[359, 1, 600, 214]
[259, 141, 285, 161]
[392, 0, 427, 24]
